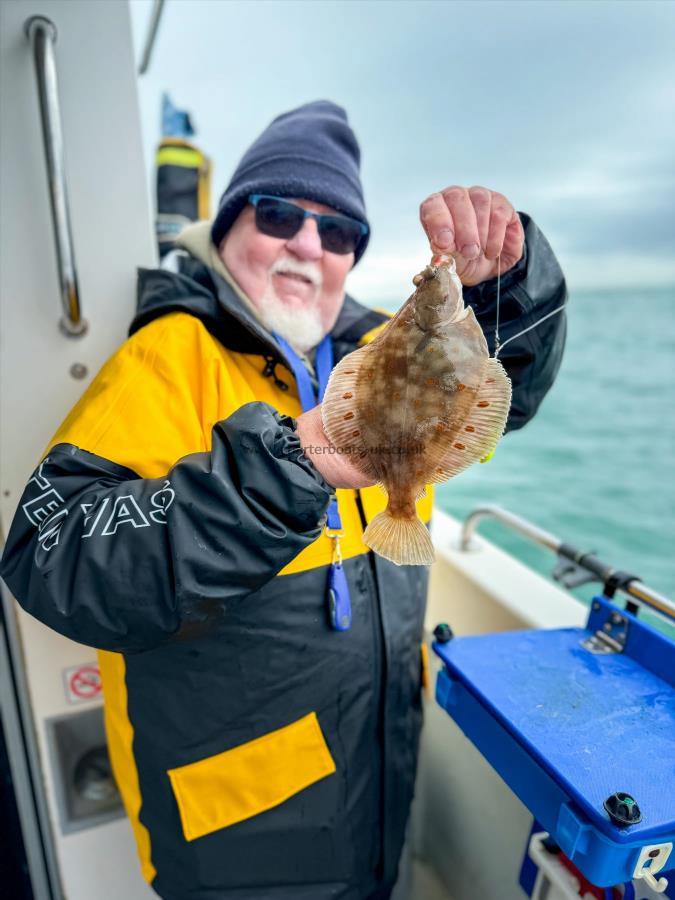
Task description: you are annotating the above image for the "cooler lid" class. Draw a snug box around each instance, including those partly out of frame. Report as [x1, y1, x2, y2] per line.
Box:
[433, 611, 675, 842]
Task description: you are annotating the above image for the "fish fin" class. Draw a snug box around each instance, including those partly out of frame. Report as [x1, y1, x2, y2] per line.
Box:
[415, 485, 427, 501]
[364, 509, 435, 566]
[321, 349, 377, 481]
[428, 358, 512, 484]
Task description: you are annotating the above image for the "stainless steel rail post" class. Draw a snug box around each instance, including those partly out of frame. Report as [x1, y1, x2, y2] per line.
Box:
[25, 16, 87, 337]
[460, 503, 675, 623]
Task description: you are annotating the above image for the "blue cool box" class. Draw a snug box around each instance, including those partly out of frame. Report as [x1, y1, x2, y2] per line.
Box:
[433, 595, 675, 887]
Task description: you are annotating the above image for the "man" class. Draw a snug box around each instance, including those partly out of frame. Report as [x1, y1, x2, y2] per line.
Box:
[0, 101, 566, 899]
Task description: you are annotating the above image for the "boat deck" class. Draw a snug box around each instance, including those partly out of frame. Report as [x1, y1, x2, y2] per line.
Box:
[410, 859, 453, 899]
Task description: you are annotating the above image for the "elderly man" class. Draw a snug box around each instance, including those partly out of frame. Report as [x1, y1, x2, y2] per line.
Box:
[1, 101, 566, 900]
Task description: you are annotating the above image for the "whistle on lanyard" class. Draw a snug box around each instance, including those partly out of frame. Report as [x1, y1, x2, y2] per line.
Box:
[325, 509, 352, 632]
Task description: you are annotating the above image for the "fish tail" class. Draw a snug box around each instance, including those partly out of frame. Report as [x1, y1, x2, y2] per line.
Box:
[363, 509, 435, 566]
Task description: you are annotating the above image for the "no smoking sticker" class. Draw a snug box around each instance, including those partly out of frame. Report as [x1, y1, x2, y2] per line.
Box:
[63, 663, 102, 704]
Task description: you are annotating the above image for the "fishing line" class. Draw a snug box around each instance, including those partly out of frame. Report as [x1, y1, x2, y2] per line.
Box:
[496, 304, 567, 356]
[493, 251, 567, 359]
[494, 253, 501, 357]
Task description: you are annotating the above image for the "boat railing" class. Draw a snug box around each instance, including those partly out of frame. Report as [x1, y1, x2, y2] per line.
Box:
[460, 504, 675, 623]
[25, 16, 87, 337]
[138, 0, 166, 75]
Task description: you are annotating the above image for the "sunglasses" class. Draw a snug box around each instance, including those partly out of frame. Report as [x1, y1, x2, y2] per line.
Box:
[249, 194, 368, 256]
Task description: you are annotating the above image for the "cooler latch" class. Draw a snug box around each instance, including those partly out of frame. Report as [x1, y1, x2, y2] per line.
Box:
[581, 603, 629, 654]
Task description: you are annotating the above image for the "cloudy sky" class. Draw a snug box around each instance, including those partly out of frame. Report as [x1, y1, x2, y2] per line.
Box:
[130, 0, 675, 303]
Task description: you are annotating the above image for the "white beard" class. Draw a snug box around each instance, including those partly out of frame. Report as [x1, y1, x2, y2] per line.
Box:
[257, 293, 325, 355]
[257, 257, 326, 354]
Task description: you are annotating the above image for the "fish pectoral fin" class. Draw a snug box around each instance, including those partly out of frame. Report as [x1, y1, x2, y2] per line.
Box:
[427, 358, 512, 484]
[321, 349, 378, 482]
[415, 485, 427, 501]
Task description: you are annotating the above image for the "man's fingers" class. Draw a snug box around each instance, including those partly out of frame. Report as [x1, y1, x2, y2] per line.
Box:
[500, 211, 524, 268]
[485, 196, 515, 261]
[468, 186, 491, 255]
[420, 192, 455, 253]
[421, 186, 524, 275]
[441, 186, 480, 259]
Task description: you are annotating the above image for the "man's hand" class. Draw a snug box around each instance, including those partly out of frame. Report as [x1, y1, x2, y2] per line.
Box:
[420, 186, 525, 286]
[295, 405, 375, 490]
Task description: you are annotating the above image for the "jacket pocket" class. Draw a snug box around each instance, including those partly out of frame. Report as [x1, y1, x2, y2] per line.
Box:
[167, 712, 336, 842]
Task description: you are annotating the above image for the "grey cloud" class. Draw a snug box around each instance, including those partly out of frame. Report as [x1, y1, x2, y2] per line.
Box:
[131, 0, 675, 290]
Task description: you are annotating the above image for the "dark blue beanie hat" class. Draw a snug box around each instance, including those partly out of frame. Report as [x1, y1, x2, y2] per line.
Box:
[211, 100, 370, 264]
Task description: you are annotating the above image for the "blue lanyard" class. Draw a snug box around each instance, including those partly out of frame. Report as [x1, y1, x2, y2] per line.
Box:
[273, 333, 352, 631]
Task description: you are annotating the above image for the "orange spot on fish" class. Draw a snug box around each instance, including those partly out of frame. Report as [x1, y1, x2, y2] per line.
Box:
[352, 430, 360, 437]
[436, 423, 445, 432]
[477, 400, 490, 408]
[465, 425, 475, 432]
[427, 346, 435, 353]
[343, 392, 353, 399]
[457, 383, 466, 390]
[343, 370, 356, 375]
[486, 377, 495, 383]
[343, 412, 355, 420]
[426, 378, 437, 386]
[393, 392, 401, 400]
[454, 442, 466, 450]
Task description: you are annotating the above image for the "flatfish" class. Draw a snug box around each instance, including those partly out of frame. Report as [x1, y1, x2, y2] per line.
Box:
[322, 256, 511, 566]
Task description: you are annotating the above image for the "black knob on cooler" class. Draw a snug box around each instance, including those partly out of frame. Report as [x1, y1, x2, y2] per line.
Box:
[433, 623, 454, 644]
[603, 792, 642, 826]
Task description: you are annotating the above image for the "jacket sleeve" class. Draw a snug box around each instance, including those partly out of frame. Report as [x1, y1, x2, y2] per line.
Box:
[464, 213, 568, 432]
[0, 316, 332, 653]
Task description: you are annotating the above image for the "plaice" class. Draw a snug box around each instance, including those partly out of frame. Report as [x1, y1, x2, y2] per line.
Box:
[322, 256, 512, 566]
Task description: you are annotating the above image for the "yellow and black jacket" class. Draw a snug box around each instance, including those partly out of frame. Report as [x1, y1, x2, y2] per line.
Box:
[1, 214, 566, 900]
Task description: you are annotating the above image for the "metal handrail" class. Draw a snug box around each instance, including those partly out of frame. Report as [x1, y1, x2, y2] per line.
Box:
[25, 16, 87, 337]
[138, 0, 166, 75]
[460, 504, 675, 623]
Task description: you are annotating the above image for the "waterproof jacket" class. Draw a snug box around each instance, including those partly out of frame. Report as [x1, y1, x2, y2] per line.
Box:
[1, 214, 566, 900]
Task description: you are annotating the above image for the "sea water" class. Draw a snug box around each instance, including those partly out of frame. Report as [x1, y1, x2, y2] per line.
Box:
[383, 286, 675, 615]
[442, 285, 675, 611]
